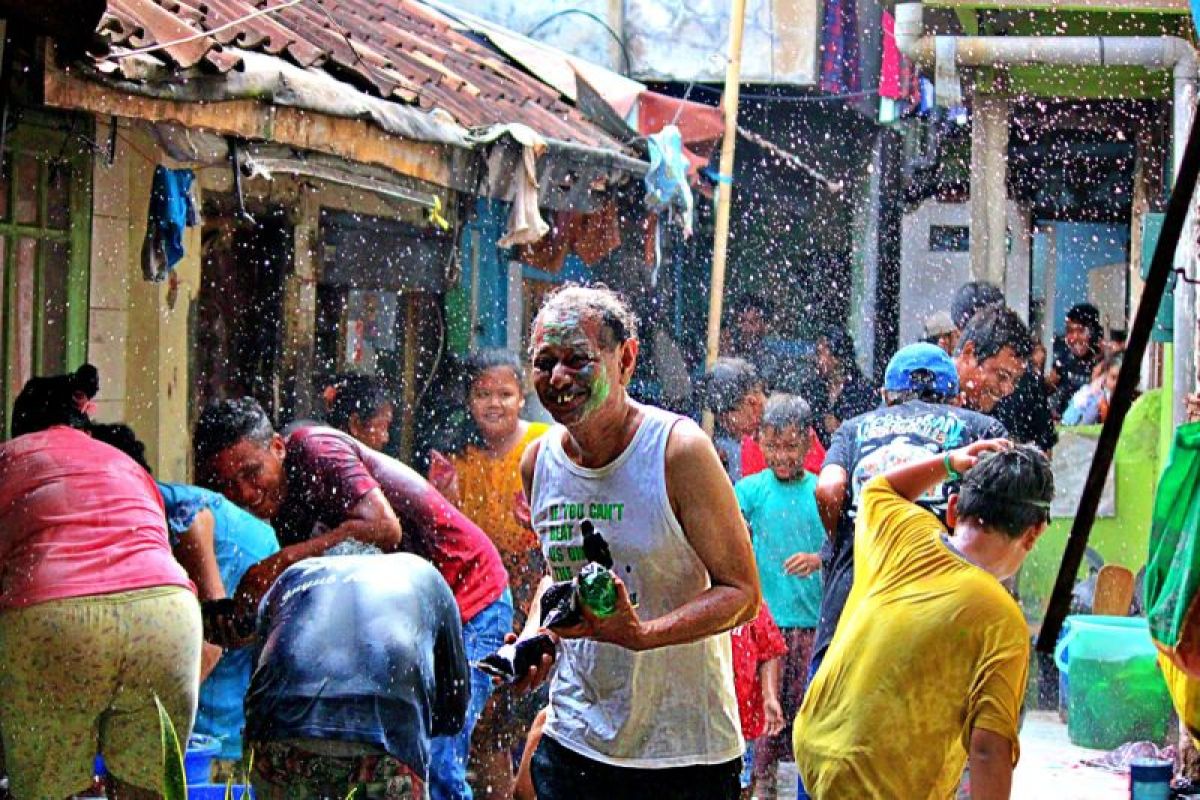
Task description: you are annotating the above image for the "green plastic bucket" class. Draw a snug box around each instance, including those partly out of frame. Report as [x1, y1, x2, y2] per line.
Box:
[1054, 615, 1172, 749]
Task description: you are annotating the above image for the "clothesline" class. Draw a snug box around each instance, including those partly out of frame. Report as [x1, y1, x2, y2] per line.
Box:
[691, 83, 881, 104]
[735, 126, 844, 192]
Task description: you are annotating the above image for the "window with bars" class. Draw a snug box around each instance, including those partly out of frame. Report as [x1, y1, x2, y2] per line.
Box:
[0, 114, 93, 437]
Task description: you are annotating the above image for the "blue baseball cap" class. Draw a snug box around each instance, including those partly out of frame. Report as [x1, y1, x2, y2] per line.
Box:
[885, 343, 959, 397]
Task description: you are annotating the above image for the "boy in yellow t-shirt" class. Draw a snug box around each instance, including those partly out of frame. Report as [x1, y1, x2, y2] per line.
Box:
[795, 440, 1053, 799]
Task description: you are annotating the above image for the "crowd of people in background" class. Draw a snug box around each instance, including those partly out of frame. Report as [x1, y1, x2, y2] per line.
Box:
[0, 278, 1094, 799]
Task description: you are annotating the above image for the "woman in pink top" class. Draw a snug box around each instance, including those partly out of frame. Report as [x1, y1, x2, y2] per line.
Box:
[0, 366, 201, 800]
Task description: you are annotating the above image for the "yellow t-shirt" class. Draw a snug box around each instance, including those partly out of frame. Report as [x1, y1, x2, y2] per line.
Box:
[449, 422, 549, 555]
[794, 476, 1029, 799]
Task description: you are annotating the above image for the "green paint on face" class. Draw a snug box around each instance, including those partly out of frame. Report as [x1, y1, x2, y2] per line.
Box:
[579, 363, 611, 420]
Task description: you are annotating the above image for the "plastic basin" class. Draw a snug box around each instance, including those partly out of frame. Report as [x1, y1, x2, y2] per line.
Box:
[183, 734, 222, 786]
[187, 784, 253, 800]
[1054, 615, 1172, 749]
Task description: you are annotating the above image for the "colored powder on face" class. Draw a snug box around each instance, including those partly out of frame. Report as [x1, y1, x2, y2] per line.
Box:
[579, 363, 611, 421]
[538, 311, 588, 349]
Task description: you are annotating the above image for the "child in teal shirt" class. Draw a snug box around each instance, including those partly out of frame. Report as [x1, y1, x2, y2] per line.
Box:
[734, 394, 825, 798]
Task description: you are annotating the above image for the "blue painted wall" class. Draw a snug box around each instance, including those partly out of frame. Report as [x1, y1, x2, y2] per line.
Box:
[457, 198, 587, 351]
[1050, 222, 1129, 332]
[459, 198, 520, 349]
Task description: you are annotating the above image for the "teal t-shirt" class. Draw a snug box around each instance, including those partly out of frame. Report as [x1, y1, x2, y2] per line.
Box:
[734, 470, 825, 629]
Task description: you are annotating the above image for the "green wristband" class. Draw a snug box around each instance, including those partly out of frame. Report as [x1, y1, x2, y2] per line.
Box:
[943, 453, 962, 482]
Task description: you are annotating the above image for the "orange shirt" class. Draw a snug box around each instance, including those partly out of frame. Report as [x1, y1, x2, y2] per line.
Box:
[450, 422, 549, 554]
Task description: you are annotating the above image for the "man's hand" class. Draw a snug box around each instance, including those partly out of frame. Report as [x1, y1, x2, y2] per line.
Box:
[504, 631, 559, 695]
[784, 552, 821, 577]
[763, 695, 785, 738]
[947, 439, 1011, 476]
[428, 450, 461, 506]
[513, 490, 532, 529]
[556, 577, 647, 651]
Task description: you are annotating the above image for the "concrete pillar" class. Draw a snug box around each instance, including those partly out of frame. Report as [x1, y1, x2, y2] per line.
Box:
[970, 97, 1010, 290]
[1005, 201, 1032, 320]
[280, 189, 320, 421]
[1040, 225, 1058, 358]
[119, 125, 200, 482]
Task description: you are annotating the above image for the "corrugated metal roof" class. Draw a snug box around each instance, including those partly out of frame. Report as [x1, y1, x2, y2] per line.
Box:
[94, 0, 627, 149]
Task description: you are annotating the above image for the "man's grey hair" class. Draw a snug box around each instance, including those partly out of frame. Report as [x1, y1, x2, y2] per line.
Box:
[530, 284, 639, 351]
[761, 393, 813, 431]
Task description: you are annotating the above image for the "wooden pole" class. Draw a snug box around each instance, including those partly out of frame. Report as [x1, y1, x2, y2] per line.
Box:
[702, 0, 749, 434]
[1036, 109, 1200, 653]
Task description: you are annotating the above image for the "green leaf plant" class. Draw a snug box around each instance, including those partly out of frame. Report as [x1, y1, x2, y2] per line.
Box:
[154, 695, 188, 800]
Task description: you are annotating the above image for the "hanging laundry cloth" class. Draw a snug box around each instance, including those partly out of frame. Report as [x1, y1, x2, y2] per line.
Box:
[819, 0, 862, 95]
[518, 200, 623, 272]
[880, 10, 920, 104]
[486, 124, 550, 248]
[645, 126, 694, 238]
[140, 165, 198, 282]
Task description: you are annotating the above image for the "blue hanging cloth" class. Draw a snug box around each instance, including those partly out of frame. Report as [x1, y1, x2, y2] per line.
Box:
[644, 125, 694, 238]
[141, 165, 198, 282]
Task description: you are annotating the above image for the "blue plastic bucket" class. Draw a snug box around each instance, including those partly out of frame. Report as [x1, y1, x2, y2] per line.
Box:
[183, 734, 222, 785]
[1054, 615, 1172, 748]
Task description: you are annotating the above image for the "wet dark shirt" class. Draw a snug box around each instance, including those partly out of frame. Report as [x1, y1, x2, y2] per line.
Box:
[993, 369, 1058, 452]
[817, 372, 879, 447]
[275, 425, 507, 622]
[1052, 339, 1100, 414]
[245, 554, 468, 775]
[813, 401, 1006, 657]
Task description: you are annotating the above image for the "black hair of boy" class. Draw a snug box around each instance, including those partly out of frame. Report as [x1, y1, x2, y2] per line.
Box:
[957, 445, 1054, 538]
[89, 422, 153, 473]
[761, 393, 813, 433]
[194, 397, 276, 469]
[951, 282, 1005, 331]
[699, 357, 762, 415]
[325, 375, 391, 431]
[956, 306, 1033, 362]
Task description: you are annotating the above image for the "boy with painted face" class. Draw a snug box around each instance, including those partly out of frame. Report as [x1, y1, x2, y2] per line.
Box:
[733, 394, 825, 798]
[513, 285, 761, 800]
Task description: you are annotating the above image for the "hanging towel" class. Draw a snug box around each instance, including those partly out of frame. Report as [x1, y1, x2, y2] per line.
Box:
[880, 11, 902, 100]
[141, 165, 198, 282]
[490, 124, 549, 248]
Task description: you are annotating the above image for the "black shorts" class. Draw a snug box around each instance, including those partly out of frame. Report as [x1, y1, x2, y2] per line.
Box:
[530, 733, 742, 800]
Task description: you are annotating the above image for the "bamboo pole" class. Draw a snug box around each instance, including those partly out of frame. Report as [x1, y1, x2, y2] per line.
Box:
[702, 0, 749, 434]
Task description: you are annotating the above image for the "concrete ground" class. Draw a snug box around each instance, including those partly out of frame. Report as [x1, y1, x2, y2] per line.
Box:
[770, 711, 1129, 799]
[1012, 711, 1128, 798]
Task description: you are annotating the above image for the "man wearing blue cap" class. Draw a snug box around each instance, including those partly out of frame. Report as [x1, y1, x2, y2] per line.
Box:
[808, 343, 1007, 683]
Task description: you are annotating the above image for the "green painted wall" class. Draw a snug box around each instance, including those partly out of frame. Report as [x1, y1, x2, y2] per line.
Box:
[1021, 389, 1162, 620]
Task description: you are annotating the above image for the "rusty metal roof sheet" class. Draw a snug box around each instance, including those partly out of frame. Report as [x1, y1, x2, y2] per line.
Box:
[94, 0, 626, 149]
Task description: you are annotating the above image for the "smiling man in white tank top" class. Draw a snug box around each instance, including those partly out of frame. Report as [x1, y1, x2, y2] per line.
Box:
[511, 285, 761, 800]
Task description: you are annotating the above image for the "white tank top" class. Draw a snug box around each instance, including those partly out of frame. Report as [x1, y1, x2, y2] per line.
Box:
[531, 403, 743, 768]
